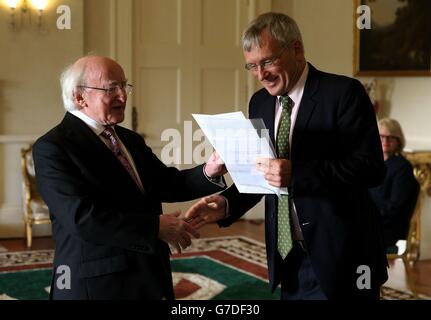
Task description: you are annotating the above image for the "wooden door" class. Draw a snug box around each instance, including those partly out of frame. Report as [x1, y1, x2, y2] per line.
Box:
[133, 0, 270, 218]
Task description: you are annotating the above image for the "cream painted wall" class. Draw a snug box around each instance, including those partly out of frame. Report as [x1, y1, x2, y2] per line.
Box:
[0, 0, 83, 134]
[84, 0, 133, 128]
[272, 0, 293, 15]
[274, 0, 431, 259]
[84, 0, 111, 56]
[0, 0, 83, 237]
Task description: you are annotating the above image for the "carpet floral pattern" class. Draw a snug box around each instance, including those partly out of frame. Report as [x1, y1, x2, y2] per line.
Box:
[0, 236, 428, 300]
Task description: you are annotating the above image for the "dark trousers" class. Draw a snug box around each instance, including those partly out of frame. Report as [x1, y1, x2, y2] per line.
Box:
[279, 241, 381, 300]
[280, 241, 327, 300]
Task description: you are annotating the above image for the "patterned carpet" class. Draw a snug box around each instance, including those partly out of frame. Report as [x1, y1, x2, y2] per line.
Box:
[0, 236, 428, 300]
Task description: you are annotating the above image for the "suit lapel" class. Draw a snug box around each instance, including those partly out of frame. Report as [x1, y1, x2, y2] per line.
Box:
[292, 63, 319, 159]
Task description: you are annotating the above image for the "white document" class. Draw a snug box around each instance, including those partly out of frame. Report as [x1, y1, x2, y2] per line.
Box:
[193, 112, 288, 197]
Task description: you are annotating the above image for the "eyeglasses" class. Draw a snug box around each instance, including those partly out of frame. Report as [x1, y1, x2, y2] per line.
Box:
[244, 46, 289, 72]
[380, 134, 398, 142]
[78, 82, 133, 96]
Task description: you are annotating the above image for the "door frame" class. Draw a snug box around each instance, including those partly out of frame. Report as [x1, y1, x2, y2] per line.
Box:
[109, 0, 134, 129]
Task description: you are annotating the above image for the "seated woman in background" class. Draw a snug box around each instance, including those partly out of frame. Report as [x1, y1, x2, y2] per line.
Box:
[369, 118, 420, 254]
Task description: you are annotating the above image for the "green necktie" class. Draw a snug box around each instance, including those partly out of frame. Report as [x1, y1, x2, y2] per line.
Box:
[277, 95, 294, 259]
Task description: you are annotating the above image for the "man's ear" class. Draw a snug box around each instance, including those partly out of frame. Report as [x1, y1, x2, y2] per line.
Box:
[74, 89, 87, 108]
[293, 40, 304, 55]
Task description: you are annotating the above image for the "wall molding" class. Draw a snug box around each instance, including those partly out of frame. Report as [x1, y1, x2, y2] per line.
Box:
[0, 135, 40, 144]
[110, 0, 133, 129]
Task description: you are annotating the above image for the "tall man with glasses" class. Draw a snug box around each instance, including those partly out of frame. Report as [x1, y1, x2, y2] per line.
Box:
[185, 12, 388, 299]
[33, 56, 227, 299]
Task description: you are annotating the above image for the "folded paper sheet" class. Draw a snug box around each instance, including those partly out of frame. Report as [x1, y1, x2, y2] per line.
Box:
[193, 112, 287, 197]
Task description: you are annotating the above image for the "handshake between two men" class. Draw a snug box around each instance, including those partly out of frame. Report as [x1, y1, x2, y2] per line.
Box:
[159, 154, 291, 253]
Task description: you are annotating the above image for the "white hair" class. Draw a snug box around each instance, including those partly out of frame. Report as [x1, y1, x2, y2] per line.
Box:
[60, 62, 87, 111]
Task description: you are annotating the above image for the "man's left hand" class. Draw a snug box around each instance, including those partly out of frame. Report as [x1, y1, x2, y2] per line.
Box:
[256, 157, 292, 187]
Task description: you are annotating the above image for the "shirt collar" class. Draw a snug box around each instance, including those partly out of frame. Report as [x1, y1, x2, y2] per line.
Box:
[69, 110, 108, 136]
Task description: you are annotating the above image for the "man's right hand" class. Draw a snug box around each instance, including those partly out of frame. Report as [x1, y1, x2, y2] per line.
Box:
[184, 195, 227, 229]
[256, 157, 292, 187]
[159, 211, 200, 253]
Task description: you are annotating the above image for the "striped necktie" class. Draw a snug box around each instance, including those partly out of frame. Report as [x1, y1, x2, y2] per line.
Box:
[101, 127, 144, 192]
[277, 95, 294, 259]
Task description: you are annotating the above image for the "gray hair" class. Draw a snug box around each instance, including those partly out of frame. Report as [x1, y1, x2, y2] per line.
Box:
[60, 62, 87, 111]
[242, 12, 303, 51]
[378, 118, 406, 153]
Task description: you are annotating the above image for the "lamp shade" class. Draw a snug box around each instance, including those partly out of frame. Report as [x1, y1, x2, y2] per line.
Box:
[31, 0, 47, 10]
[5, 0, 19, 9]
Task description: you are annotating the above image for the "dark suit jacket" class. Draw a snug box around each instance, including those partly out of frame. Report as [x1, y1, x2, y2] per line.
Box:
[219, 64, 388, 299]
[33, 112, 224, 300]
[369, 154, 419, 247]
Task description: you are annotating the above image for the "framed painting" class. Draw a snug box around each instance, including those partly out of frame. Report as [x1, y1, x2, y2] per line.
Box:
[353, 0, 431, 76]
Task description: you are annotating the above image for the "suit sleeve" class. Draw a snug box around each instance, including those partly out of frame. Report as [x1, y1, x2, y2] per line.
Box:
[292, 79, 386, 195]
[33, 139, 159, 253]
[218, 185, 263, 227]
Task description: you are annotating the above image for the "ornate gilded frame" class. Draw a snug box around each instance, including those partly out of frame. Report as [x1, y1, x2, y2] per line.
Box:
[353, 0, 431, 76]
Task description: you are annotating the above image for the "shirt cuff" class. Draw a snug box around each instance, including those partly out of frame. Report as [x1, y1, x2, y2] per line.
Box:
[203, 164, 226, 188]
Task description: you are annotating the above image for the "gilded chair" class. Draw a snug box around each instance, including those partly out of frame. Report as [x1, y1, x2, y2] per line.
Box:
[385, 151, 431, 298]
[21, 144, 51, 248]
[386, 188, 423, 264]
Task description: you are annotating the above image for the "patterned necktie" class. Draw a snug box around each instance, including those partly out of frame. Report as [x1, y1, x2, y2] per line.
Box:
[101, 127, 144, 192]
[277, 95, 294, 259]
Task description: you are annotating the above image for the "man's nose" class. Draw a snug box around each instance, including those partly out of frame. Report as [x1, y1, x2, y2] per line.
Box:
[255, 66, 267, 81]
[116, 88, 127, 102]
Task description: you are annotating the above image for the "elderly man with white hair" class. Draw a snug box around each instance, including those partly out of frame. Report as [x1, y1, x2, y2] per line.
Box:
[33, 56, 226, 300]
